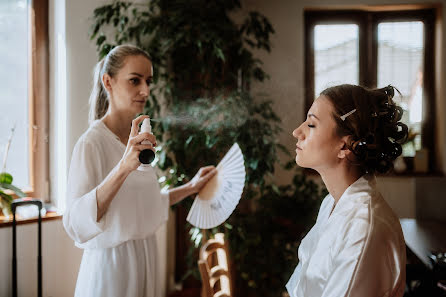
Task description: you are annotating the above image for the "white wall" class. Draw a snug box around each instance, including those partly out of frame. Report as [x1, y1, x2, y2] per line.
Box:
[0, 220, 83, 297]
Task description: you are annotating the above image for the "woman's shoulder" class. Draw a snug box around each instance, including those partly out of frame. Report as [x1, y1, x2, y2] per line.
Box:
[369, 192, 402, 234]
[343, 191, 402, 247]
[74, 120, 107, 150]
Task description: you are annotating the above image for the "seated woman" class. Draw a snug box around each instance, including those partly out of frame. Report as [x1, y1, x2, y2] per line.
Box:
[287, 84, 408, 297]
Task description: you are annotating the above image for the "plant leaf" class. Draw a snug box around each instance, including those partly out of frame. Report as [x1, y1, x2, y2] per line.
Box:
[0, 172, 13, 184]
[0, 183, 26, 197]
[0, 190, 13, 203]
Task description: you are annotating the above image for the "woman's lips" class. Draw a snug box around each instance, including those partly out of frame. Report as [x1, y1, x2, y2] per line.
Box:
[296, 144, 302, 150]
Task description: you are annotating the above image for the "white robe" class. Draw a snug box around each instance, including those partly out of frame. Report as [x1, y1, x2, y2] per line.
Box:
[286, 175, 406, 297]
[63, 120, 169, 297]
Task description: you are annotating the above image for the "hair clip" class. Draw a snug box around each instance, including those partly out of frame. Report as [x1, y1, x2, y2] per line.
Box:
[340, 109, 356, 121]
[384, 85, 396, 105]
[384, 85, 395, 99]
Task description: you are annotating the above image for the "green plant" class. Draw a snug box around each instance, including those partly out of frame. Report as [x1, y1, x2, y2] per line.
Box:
[90, 1, 279, 183]
[401, 127, 419, 156]
[0, 126, 26, 217]
[90, 1, 326, 296]
[0, 172, 26, 216]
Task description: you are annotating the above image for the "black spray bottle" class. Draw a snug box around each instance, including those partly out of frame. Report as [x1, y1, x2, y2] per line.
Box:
[137, 118, 155, 171]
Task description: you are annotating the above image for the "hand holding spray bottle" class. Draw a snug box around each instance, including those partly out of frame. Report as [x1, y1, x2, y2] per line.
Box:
[137, 118, 155, 171]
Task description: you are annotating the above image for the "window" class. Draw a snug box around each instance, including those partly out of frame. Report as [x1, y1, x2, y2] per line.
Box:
[305, 7, 436, 172]
[0, 0, 49, 198]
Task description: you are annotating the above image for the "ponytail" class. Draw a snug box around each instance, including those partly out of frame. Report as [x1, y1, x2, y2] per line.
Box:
[88, 59, 108, 124]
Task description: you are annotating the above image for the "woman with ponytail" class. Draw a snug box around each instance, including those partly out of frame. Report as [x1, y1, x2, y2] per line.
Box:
[286, 84, 408, 297]
[63, 45, 216, 297]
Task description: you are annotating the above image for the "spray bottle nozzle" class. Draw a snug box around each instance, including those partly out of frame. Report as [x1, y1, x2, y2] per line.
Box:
[140, 118, 152, 134]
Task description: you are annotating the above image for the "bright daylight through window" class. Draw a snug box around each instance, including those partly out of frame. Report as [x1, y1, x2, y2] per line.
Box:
[0, 0, 30, 189]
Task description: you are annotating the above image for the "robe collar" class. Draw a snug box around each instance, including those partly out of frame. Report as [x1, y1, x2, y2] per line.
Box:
[328, 174, 376, 217]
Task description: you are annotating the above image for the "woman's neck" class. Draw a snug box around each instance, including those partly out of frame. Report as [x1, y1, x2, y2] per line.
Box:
[102, 111, 134, 144]
[319, 164, 363, 203]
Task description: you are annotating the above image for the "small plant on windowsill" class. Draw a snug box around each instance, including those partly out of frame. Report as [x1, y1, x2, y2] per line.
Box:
[0, 126, 26, 218]
[401, 128, 419, 157]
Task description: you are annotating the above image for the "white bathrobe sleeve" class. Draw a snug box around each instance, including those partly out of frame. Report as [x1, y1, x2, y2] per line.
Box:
[63, 139, 106, 244]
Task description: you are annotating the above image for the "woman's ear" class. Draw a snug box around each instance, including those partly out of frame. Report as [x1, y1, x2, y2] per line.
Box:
[337, 136, 353, 159]
[102, 73, 113, 92]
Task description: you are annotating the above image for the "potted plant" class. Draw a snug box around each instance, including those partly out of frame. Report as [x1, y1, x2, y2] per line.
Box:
[0, 126, 26, 217]
[0, 172, 26, 217]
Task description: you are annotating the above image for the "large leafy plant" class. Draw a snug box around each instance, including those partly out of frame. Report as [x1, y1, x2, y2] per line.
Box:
[90, 1, 326, 295]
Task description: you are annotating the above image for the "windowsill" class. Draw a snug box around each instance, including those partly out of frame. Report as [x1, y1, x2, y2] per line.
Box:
[0, 211, 62, 228]
[303, 168, 444, 178]
[378, 171, 444, 178]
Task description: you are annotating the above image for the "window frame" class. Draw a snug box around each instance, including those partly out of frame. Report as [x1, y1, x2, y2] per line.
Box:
[304, 7, 437, 173]
[27, 0, 49, 200]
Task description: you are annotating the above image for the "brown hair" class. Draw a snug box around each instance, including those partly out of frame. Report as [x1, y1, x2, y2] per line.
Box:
[88, 45, 152, 123]
[321, 84, 408, 174]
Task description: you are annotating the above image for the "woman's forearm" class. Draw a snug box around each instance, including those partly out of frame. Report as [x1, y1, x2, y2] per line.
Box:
[95, 162, 130, 221]
[168, 182, 196, 206]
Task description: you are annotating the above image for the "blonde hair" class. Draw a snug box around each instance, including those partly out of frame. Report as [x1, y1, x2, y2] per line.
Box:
[88, 45, 152, 123]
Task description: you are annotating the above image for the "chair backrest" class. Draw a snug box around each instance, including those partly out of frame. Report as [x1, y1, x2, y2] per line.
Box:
[198, 233, 233, 297]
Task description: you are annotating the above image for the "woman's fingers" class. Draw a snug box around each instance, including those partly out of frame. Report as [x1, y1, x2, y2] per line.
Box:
[194, 167, 217, 193]
[202, 167, 217, 181]
[199, 166, 216, 176]
[130, 115, 150, 137]
[195, 166, 217, 182]
[130, 132, 157, 146]
[189, 166, 217, 194]
[133, 144, 156, 152]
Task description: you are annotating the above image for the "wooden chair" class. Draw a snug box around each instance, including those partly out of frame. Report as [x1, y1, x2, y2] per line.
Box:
[198, 233, 233, 297]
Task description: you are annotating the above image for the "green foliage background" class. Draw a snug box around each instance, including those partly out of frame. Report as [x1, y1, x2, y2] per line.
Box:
[90, 1, 327, 295]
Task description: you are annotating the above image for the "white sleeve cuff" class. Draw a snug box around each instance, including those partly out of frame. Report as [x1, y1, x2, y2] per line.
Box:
[63, 187, 106, 244]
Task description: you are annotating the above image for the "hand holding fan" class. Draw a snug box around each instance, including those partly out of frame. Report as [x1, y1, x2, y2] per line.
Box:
[187, 143, 246, 229]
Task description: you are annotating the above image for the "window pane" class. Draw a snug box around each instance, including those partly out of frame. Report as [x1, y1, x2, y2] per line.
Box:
[314, 24, 359, 97]
[377, 21, 424, 157]
[0, 0, 30, 188]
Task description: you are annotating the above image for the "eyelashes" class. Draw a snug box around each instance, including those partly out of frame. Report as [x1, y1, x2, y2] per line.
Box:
[129, 78, 152, 86]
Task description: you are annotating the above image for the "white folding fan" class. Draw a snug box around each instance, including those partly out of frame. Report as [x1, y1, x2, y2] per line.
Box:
[187, 143, 246, 229]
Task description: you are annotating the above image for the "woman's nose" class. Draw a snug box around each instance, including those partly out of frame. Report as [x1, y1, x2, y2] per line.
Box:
[292, 128, 299, 139]
[140, 84, 150, 96]
[292, 124, 304, 140]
